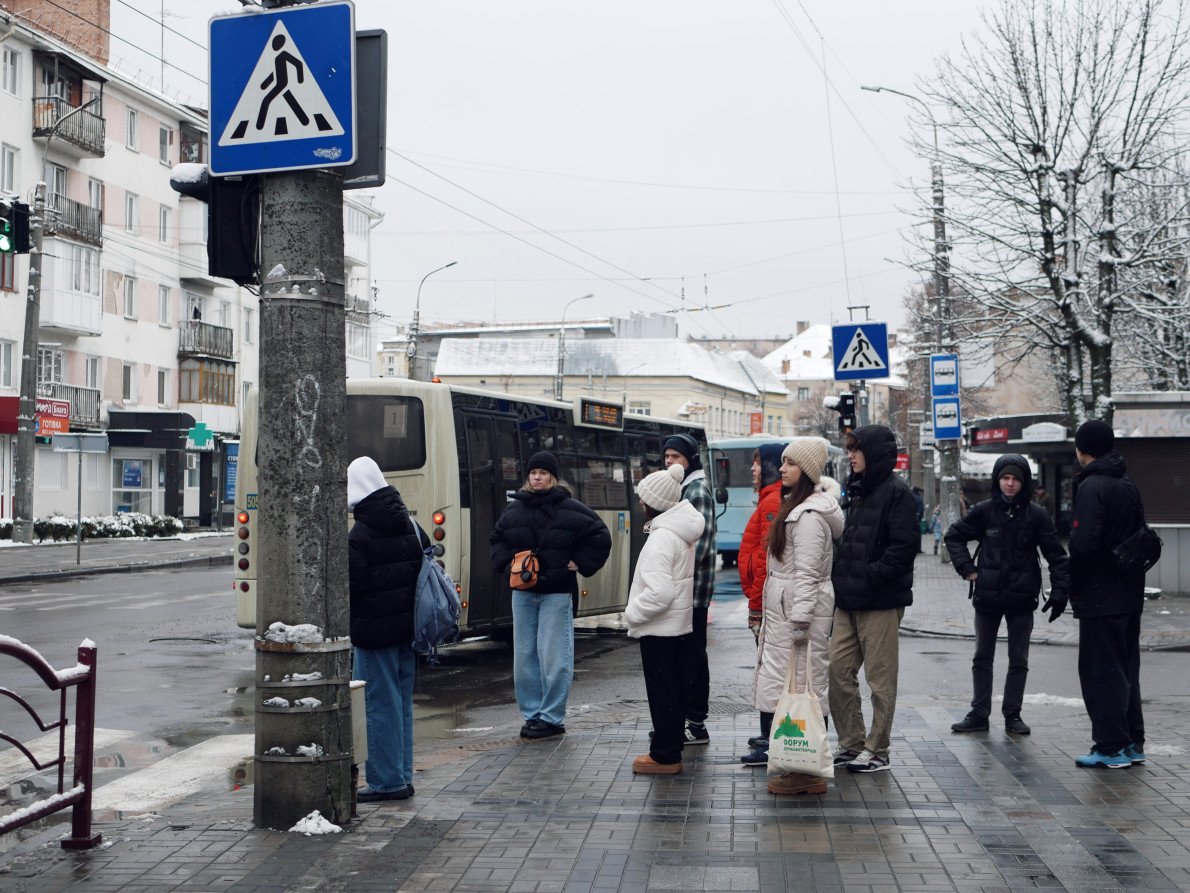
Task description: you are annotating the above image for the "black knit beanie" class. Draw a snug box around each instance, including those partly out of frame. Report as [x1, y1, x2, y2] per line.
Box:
[527, 451, 559, 478]
[1075, 420, 1114, 458]
[663, 433, 702, 472]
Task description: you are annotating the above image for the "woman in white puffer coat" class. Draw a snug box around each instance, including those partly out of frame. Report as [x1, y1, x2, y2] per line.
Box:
[744, 438, 844, 781]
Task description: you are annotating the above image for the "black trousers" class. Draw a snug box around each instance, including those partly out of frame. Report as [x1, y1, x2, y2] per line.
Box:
[639, 635, 685, 764]
[679, 606, 710, 725]
[970, 610, 1034, 719]
[1078, 613, 1144, 756]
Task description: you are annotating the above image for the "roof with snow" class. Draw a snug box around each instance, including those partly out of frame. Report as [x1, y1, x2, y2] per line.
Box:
[434, 338, 789, 397]
[760, 323, 908, 387]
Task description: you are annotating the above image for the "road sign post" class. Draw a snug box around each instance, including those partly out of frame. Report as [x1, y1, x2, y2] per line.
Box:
[52, 433, 108, 565]
[212, 0, 354, 830]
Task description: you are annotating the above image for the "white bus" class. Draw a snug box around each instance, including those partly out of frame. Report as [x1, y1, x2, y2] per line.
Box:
[234, 379, 707, 634]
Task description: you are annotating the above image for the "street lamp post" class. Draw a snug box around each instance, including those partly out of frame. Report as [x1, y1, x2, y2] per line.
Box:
[12, 97, 101, 544]
[862, 85, 961, 542]
[406, 260, 456, 381]
[555, 294, 594, 401]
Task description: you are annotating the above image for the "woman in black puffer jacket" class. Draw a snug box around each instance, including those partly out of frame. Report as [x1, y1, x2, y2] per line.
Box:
[348, 456, 424, 802]
[489, 451, 611, 740]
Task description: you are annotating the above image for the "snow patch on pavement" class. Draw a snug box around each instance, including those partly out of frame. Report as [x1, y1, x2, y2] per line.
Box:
[289, 810, 341, 835]
[1021, 693, 1084, 708]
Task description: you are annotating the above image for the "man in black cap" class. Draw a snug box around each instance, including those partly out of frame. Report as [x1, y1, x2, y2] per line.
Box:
[945, 454, 1069, 736]
[1069, 419, 1148, 769]
[663, 432, 716, 746]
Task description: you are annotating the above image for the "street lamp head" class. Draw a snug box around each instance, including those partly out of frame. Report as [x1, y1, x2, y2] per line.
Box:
[860, 85, 883, 93]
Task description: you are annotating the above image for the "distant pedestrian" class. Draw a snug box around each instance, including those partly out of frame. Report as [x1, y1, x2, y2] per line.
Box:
[1069, 420, 1149, 769]
[944, 454, 1070, 736]
[739, 444, 786, 644]
[662, 434, 717, 747]
[626, 464, 705, 775]
[347, 456, 423, 802]
[489, 451, 611, 740]
[829, 425, 918, 774]
[912, 487, 925, 552]
[743, 440, 843, 796]
[929, 506, 943, 555]
[1034, 486, 1056, 519]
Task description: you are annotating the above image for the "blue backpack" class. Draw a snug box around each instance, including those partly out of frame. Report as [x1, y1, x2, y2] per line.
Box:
[411, 523, 462, 657]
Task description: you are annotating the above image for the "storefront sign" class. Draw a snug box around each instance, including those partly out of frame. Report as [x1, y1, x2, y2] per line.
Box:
[749, 412, 763, 434]
[973, 427, 1009, 445]
[1022, 422, 1068, 442]
[36, 398, 70, 436]
[121, 459, 144, 489]
[223, 441, 239, 504]
[895, 453, 910, 471]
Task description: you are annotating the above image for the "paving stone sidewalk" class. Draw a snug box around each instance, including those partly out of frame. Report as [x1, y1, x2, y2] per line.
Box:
[0, 534, 233, 585]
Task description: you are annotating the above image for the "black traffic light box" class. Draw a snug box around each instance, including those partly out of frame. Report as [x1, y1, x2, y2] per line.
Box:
[0, 200, 31, 254]
[169, 165, 259, 287]
[836, 392, 857, 434]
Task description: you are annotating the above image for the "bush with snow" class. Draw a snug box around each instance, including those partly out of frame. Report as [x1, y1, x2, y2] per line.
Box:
[0, 513, 184, 542]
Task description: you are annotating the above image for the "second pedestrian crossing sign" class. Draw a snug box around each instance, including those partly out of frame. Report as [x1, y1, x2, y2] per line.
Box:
[832, 322, 890, 381]
[209, 1, 355, 176]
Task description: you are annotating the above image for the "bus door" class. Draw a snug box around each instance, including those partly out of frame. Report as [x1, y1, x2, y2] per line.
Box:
[463, 415, 520, 629]
[625, 434, 663, 581]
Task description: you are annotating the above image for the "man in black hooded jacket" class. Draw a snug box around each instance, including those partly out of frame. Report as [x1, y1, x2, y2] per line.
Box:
[829, 425, 918, 774]
[944, 454, 1070, 735]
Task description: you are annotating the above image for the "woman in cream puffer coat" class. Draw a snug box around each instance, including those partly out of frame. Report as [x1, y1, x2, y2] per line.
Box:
[745, 437, 844, 765]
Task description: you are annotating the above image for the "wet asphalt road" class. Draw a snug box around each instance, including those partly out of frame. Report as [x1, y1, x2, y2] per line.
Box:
[3, 564, 1187, 775]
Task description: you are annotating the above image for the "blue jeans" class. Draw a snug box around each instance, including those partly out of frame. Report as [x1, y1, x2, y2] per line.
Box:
[353, 643, 416, 792]
[512, 591, 574, 726]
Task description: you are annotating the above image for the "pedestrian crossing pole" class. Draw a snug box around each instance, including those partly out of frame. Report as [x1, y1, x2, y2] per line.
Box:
[251, 1, 353, 830]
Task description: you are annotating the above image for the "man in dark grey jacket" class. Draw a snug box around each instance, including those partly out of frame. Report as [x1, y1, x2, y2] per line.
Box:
[1069, 420, 1149, 769]
[829, 425, 918, 774]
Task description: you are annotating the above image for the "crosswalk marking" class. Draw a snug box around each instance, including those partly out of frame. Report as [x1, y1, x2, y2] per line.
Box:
[91, 735, 253, 814]
[0, 728, 134, 788]
[0, 590, 226, 611]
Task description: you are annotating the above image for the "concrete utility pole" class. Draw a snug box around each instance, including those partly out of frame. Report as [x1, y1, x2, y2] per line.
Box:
[253, 167, 352, 828]
[862, 85, 961, 538]
[13, 97, 101, 544]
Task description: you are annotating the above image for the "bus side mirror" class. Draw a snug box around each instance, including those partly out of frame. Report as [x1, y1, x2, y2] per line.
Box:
[715, 487, 728, 505]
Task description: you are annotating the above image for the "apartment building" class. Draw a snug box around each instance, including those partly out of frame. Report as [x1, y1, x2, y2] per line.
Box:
[0, 3, 379, 524]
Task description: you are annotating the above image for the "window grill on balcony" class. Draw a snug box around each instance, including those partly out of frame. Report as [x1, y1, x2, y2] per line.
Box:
[179, 320, 235, 360]
[32, 96, 106, 157]
[45, 194, 103, 247]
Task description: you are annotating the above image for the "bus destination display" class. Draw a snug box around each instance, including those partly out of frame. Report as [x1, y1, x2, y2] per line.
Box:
[575, 397, 624, 431]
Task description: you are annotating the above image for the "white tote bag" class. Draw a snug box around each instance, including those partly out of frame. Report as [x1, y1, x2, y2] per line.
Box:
[767, 639, 833, 779]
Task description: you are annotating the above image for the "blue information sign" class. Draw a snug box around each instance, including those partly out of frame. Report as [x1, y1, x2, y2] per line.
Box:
[224, 442, 239, 504]
[209, 1, 356, 176]
[930, 354, 960, 397]
[933, 396, 962, 441]
[121, 459, 143, 489]
[832, 323, 890, 381]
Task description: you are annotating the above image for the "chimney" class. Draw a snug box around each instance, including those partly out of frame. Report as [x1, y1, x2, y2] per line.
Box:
[796, 320, 810, 335]
[780, 358, 790, 375]
[9, 0, 111, 65]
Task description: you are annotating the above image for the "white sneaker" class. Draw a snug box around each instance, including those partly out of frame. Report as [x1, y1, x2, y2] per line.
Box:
[846, 749, 891, 773]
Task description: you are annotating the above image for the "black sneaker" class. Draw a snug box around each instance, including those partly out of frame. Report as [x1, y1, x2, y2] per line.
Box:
[524, 721, 565, 739]
[951, 712, 990, 733]
[684, 723, 710, 746]
[747, 734, 767, 749]
[740, 745, 768, 766]
[1004, 714, 1031, 735]
[357, 785, 412, 802]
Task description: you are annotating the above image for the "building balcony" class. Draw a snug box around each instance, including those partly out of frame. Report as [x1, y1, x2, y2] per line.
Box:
[46, 194, 103, 248]
[32, 96, 106, 157]
[40, 238, 102, 336]
[36, 382, 102, 428]
[179, 320, 236, 361]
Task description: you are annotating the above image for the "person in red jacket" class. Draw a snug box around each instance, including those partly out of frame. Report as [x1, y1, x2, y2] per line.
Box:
[738, 442, 786, 748]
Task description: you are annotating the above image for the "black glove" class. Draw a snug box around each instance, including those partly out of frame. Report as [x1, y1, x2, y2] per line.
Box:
[1041, 594, 1067, 623]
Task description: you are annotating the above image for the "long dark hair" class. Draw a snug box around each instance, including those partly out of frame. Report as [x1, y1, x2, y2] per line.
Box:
[766, 474, 818, 560]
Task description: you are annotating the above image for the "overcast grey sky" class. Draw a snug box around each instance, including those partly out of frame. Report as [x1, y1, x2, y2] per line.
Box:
[112, 1, 989, 341]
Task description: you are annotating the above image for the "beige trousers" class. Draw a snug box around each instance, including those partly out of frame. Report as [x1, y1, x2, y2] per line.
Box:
[828, 607, 904, 758]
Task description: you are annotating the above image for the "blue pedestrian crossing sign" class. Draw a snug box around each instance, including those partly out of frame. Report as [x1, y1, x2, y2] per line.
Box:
[832, 322, 890, 381]
[933, 396, 962, 441]
[209, 1, 355, 176]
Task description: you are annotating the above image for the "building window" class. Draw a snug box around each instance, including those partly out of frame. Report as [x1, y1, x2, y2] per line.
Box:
[2, 48, 18, 96]
[627, 401, 652, 416]
[123, 276, 137, 318]
[126, 108, 138, 150]
[157, 369, 169, 405]
[217, 300, 230, 328]
[38, 347, 63, 384]
[184, 291, 203, 321]
[242, 308, 254, 343]
[1, 144, 16, 193]
[158, 285, 170, 326]
[179, 359, 236, 406]
[0, 340, 13, 388]
[158, 126, 170, 164]
[346, 206, 368, 236]
[44, 162, 66, 204]
[185, 452, 199, 488]
[70, 244, 100, 295]
[347, 321, 368, 358]
[85, 356, 99, 389]
[112, 458, 152, 514]
[88, 177, 104, 211]
[124, 192, 138, 233]
[0, 253, 13, 292]
[797, 387, 809, 402]
[158, 206, 170, 242]
[122, 363, 136, 402]
[242, 380, 252, 408]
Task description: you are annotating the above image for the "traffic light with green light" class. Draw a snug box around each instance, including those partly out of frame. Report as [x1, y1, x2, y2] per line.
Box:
[0, 200, 31, 254]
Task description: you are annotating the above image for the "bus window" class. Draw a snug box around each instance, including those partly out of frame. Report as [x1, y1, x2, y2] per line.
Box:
[575, 429, 599, 454]
[576, 457, 628, 509]
[720, 448, 758, 488]
[598, 432, 624, 455]
[346, 395, 426, 471]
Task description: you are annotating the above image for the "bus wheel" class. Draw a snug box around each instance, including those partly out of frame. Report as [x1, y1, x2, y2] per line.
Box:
[720, 551, 737, 569]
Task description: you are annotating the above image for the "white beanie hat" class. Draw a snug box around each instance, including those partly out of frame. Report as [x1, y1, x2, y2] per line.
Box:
[347, 456, 388, 510]
[781, 437, 828, 484]
[636, 463, 685, 512]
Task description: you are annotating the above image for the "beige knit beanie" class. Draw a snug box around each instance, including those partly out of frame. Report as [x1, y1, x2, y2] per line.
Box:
[781, 437, 828, 484]
[636, 463, 685, 512]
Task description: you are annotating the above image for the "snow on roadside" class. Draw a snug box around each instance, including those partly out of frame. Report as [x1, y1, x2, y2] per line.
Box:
[289, 810, 341, 836]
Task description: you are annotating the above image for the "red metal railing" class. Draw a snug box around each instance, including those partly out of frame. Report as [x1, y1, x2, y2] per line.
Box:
[0, 637, 101, 849]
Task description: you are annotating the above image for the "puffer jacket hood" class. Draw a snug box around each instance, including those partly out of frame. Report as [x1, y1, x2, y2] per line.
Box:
[990, 453, 1034, 504]
[647, 499, 705, 545]
[790, 490, 846, 540]
[757, 443, 785, 490]
[847, 425, 898, 495]
[353, 485, 410, 533]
